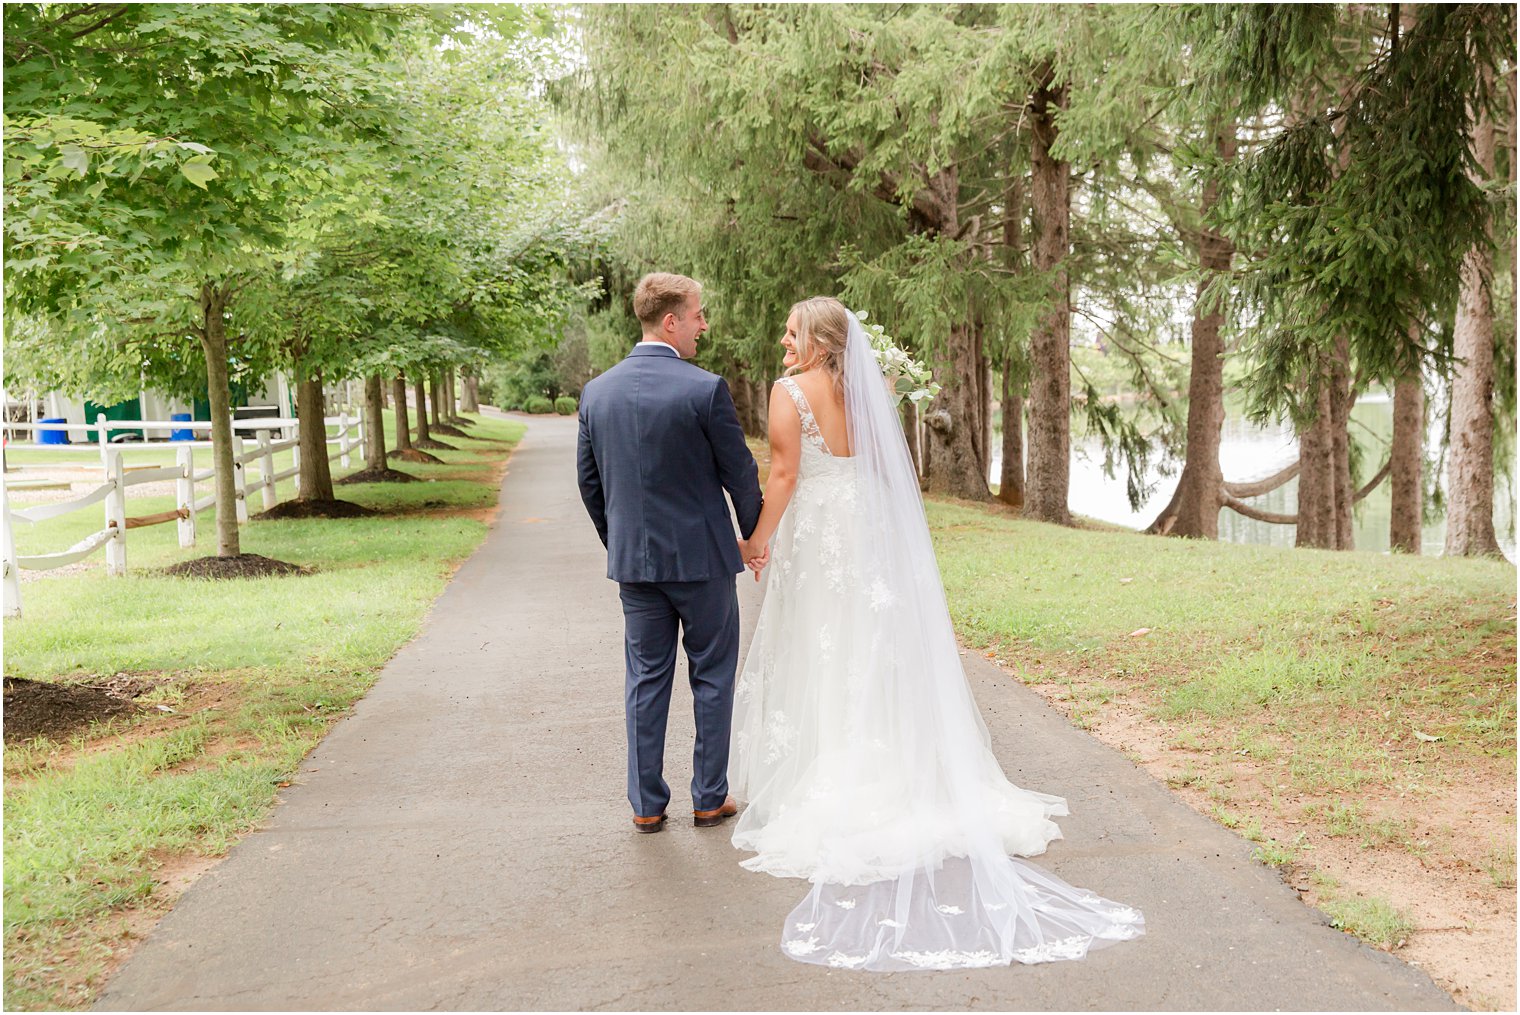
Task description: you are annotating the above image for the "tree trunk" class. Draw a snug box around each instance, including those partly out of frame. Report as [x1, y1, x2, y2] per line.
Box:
[429, 374, 443, 427]
[364, 374, 386, 470]
[998, 170, 1027, 510]
[461, 371, 480, 413]
[1328, 333, 1355, 549]
[976, 327, 992, 477]
[1294, 335, 1356, 551]
[1390, 365, 1425, 553]
[1148, 124, 1235, 539]
[295, 369, 334, 502]
[732, 371, 754, 437]
[392, 373, 414, 453]
[998, 368, 1026, 508]
[917, 167, 989, 500]
[749, 377, 768, 435]
[198, 282, 239, 557]
[1295, 363, 1338, 549]
[903, 400, 922, 479]
[920, 408, 933, 489]
[414, 377, 431, 443]
[1446, 85, 1503, 557]
[1025, 75, 1072, 525]
[923, 320, 991, 499]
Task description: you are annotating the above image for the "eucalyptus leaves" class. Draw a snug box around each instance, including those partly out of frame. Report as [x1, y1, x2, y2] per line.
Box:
[854, 310, 940, 407]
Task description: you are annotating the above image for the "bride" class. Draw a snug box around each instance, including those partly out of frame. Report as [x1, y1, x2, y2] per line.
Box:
[730, 296, 1144, 970]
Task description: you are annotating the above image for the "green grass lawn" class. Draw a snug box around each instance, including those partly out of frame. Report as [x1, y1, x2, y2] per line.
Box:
[927, 497, 1514, 766]
[2, 411, 524, 1011]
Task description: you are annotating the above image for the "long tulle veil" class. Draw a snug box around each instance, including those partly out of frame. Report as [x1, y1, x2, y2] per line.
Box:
[770, 313, 1144, 970]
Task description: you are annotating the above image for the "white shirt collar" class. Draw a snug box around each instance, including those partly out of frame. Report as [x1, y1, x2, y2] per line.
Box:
[638, 339, 682, 358]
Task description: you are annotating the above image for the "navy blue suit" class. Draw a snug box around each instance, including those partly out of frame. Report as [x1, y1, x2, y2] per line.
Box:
[577, 343, 763, 816]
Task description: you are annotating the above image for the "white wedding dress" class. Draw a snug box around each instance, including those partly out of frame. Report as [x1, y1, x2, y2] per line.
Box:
[729, 338, 1143, 971]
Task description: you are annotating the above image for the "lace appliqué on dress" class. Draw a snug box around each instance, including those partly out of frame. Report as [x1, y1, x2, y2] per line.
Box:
[777, 376, 832, 455]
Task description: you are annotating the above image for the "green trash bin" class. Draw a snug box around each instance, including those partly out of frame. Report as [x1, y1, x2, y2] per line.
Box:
[83, 398, 143, 442]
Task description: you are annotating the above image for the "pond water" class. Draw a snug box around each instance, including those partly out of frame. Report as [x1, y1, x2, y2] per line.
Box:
[989, 396, 1517, 562]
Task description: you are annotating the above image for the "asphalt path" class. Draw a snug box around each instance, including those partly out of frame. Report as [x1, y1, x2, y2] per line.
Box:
[98, 412, 1457, 1011]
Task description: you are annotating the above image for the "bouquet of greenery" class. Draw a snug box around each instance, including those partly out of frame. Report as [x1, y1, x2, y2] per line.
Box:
[852, 310, 941, 407]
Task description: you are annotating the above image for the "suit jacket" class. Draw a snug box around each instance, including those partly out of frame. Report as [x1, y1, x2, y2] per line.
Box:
[577, 344, 763, 582]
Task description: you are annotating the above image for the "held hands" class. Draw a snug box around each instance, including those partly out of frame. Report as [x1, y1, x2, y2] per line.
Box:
[738, 537, 771, 582]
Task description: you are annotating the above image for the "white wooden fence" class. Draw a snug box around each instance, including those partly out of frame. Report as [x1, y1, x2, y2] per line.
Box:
[2, 410, 363, 618]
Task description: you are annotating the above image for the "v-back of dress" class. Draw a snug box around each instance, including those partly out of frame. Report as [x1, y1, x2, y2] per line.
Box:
[777, 374, 852, 465]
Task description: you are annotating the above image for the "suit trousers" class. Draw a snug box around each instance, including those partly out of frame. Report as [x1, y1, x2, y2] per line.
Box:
[617, 577, 739, 816]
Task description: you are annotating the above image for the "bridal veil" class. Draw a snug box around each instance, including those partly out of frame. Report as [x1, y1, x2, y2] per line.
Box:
[761, 312, 1145, 970]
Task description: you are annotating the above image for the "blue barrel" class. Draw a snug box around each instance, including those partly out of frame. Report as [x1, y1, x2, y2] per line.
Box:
[170, 413, 194, 441]
[38, 417, 69, 445]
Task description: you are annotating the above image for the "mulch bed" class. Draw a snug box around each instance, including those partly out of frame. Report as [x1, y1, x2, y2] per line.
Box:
[413, 438, 456, 451]
[336, 467, 420, 485]
[387, 449, 444, 465]
[3, 675, 156, 743]
[160, 554, 312, 580]
[256, 499, 375, 521]
[431, 424, 469, 438]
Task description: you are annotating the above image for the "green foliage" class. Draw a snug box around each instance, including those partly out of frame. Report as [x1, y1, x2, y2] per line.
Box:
[3, 4, 588, 407]
[483, 326, 593, 409]
[1212, 4, 1516, 412]
[562, 4, 1228, 490]
[554, 396, 578, 415]
[523, 396, 553, 415]
[5, 4, 419, 327]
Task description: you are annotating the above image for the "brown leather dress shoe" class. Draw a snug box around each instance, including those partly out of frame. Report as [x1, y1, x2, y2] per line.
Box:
[693, 795, 738, 827]
[632, 813, 667, 834]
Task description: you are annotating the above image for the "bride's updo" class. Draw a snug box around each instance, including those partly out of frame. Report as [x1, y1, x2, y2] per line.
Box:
[787, 296, 850, 398]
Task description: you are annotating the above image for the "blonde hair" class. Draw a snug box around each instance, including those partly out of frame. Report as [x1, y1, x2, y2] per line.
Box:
[786, 296, 849, 398]
[633, 272, 702, 329]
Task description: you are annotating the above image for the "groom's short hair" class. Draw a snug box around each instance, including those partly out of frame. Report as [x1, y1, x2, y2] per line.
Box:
[633, 273, 701, 329]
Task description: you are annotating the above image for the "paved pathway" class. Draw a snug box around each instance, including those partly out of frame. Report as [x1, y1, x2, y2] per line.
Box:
[99, 414, 1457, 1011]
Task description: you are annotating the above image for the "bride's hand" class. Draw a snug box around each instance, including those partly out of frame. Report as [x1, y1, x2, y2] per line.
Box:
[747, 542, 770, 579]
[739, 538, 769, 581]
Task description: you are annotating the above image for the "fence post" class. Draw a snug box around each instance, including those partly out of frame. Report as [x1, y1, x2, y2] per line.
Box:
[232, 435, 248, 523]
[258, 430, 277, 510]
[2, 469, 21, 618]
[176, 444, 196, 549]
[96, 412, 109, 470]
[105, 449, 126, 576]
[338, 410, 351, 469]
[290, 420, 301, 497]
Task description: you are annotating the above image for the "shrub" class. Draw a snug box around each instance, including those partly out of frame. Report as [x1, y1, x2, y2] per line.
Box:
[523, 396, 553, 415]
[554, 396, 577, 415]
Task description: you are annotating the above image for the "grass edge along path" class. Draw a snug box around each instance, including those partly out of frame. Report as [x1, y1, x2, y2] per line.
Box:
[925, 495, 1516, 1012]
[2, 411, 526, 1012]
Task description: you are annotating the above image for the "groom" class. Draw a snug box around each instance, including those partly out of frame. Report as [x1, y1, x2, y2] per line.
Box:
[576, 272, 765, 834]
